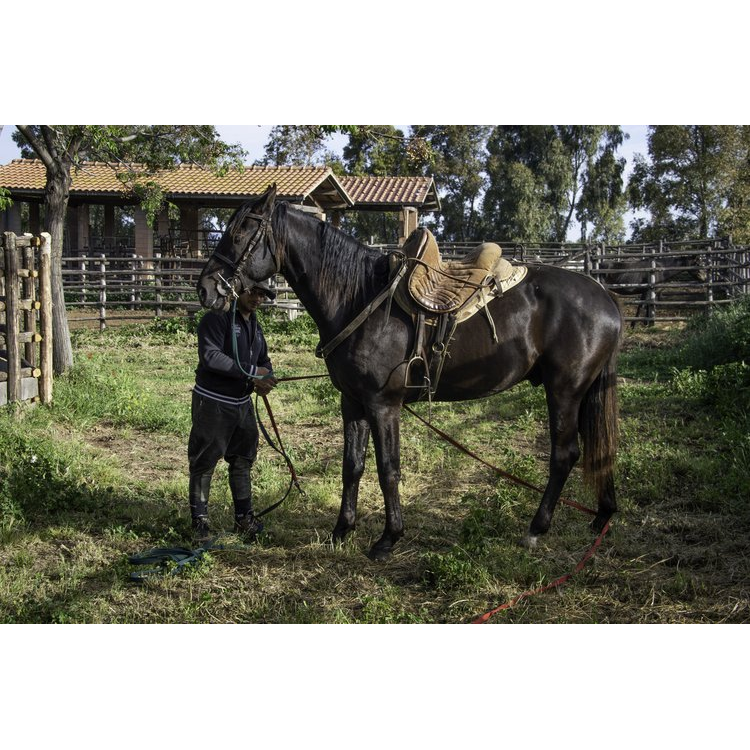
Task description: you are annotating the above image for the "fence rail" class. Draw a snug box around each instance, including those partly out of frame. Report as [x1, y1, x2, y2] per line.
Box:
[61, 253, 302, 329]
[61, 239, 750, 329]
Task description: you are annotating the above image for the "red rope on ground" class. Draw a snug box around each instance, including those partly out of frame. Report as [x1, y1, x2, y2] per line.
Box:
[402, 404, 610, 623]
[470, 521, 610, 623]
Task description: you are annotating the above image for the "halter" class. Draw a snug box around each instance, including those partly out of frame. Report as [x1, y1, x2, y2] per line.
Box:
[211, 209, 280, 297]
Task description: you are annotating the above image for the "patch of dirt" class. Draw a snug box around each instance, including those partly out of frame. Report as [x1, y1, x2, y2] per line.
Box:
[84, 422, 185, 484]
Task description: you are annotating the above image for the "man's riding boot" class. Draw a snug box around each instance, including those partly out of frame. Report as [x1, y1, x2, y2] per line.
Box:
[189, 472, 213, 544]
[227, 457, 263, 540]
[234, 504, 264, 541]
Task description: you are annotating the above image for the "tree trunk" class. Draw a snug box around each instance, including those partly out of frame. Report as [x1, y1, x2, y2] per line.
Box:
[44, 165, 74, 374]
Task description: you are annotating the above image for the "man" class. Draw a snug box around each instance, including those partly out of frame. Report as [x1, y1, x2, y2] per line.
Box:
[188, 280, 278, 544]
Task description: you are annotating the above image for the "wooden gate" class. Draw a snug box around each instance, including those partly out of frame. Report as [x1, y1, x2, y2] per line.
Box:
[1, 232, 53, 406]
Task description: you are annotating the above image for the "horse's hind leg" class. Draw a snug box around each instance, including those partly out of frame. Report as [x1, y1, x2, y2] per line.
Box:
[591, 473, 616, 534]
[333, 394, 370, 544]
[525, 390, 581, 547]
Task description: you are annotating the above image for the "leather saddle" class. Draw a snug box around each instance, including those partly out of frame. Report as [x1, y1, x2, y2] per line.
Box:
[387, 228, 528, 402]
[390, 227, 527, 323]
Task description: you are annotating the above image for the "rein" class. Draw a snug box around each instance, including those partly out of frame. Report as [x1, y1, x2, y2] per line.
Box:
[254, 392, 307, 517]
[315, 254, 409, 360]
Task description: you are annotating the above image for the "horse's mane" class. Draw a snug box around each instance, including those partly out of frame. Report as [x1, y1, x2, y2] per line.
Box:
[279, 203, 389, 308]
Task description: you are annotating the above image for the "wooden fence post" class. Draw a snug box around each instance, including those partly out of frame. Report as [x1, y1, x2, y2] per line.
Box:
[154, 253, 162, 319]
[130, 253, 137, 310]
[647, 242, 658, 324]
[99, 254, 107, 331]
[22, 239, 37, 367]
[4, 232, 21, 403]
[39, 233, 53, 405]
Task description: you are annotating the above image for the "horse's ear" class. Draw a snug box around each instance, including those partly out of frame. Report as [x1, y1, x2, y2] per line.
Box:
[258, 183, 277, 216]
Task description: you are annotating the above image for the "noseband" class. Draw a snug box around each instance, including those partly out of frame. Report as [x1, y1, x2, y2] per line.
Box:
[210, 208, 280, 296]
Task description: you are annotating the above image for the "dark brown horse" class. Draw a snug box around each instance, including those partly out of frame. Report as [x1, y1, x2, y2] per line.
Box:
[197, 187, 623, 560]
[597, 253, 707, 325]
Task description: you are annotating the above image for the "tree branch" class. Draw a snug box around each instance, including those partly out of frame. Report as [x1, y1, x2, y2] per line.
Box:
[16, 126, 55, 171]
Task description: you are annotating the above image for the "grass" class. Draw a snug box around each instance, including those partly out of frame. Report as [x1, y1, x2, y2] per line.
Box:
[1, 303, 749, 623]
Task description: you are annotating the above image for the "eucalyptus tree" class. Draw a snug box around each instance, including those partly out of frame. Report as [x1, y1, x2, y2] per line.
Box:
[628, 125, 750, 242]
[13, 126, 245, 374]
[408, 125, 492, 242]
[483, 126, 627, 243]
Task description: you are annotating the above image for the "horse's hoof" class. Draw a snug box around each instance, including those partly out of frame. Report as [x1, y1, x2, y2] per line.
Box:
[520, 534, 539, 550]
[367, 544, 392, 561]
[591, 515, 612, 535]
[332, 525, 354, 545]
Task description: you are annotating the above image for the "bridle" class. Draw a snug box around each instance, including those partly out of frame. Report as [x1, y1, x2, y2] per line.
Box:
[209, 206, 280, 299]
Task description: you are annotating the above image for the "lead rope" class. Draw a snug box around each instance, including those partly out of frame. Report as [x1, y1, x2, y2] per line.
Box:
[402, 405, 611, 623]
[253, 392, 308, 517]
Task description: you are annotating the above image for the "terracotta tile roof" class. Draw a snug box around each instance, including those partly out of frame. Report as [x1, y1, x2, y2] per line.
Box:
[1, 159, 440, 212]
[339, 175, 441, 211]
[0, 159, 352, 207]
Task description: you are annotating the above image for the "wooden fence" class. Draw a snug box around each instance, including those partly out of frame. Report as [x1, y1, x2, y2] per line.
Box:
[60, 238, 750, 329]
[61, 254, 303, 329]
[378, 237, 750, 325]
[1, 232, 53, 406]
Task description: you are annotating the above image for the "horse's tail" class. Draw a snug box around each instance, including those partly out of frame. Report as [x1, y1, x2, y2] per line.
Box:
[579, 330, 620, 503]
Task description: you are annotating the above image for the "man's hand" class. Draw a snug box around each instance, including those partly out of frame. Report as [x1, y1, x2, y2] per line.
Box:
[254, 367, 277, 396]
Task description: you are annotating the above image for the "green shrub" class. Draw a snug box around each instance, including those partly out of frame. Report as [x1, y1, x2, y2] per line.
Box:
[671, 361, 750, 412]
[679, 296, 750, 370]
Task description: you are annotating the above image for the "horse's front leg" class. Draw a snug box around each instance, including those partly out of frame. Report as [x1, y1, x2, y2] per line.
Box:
[332, 394, 370, 544]
[366, 402, 403, 561]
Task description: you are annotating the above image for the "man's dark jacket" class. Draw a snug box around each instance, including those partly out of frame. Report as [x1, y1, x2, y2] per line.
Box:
[194, 310, 272, 399]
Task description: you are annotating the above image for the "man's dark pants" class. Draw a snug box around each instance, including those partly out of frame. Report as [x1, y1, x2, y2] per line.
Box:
[187, 392, 259, 520]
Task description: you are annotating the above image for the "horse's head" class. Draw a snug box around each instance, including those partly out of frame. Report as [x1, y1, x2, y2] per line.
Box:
[197, 184, 280, 311]
[675, 252, 709, 284]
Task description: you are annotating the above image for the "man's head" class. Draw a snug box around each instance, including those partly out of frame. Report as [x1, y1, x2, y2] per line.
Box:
[241, 280, 276, 301]
[237, 281, 276, 315]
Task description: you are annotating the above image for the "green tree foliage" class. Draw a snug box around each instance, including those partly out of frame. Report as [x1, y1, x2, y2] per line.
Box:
[12, 125, 245, 374]
[483, 126, 627, 244]
[342, 126, 410, 176]
[410, 125, 491, 242]
[258, 125, 345, 168]
[628, 126, 750, 243]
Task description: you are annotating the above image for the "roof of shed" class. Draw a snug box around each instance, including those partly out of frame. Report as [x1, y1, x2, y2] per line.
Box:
[339, 175, 441, 212]
[0, 160, 441, 212]
[0, 160, 353, 210]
